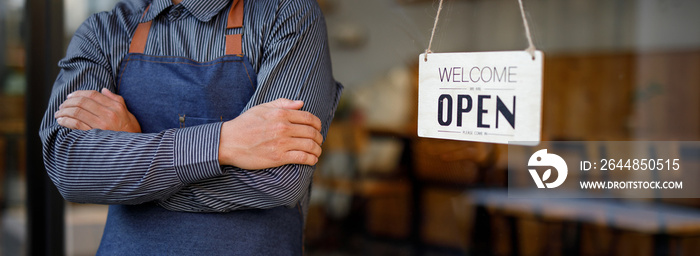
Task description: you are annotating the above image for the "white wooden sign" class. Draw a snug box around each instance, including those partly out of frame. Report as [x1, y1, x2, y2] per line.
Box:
[417, 51, 543, 146]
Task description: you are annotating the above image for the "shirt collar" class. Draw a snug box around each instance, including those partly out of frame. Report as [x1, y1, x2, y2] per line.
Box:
[142, 0, 232, 22]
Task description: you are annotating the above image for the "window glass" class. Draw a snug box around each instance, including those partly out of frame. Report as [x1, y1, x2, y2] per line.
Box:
[1, 0, 27, 254]
[308, 0, 700, 255]
[7, 0, 700, 255]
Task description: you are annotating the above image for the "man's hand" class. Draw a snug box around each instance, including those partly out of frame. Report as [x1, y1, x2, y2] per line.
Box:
[55, 88, 142, 133]
[219, 98, 323, 169]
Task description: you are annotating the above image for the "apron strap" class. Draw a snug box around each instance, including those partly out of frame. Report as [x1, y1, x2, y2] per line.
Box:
[225, 0, 244, 55]
[128, 0, 244, 55]
[129, 4, 152, 54]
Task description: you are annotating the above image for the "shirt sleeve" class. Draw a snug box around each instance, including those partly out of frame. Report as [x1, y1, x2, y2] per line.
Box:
[157, 0, 343, 212]
[39, 15, 226, 205]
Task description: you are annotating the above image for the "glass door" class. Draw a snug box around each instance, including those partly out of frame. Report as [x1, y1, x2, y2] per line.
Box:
[1, 0, 29, 254]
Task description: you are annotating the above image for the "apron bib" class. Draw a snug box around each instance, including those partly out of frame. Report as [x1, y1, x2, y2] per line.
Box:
[97, 1, 303, 254]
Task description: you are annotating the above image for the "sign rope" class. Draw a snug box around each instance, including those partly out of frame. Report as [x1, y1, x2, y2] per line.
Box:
[424, 0, 444, 62]
[424, 0, 538, 61]
[517, 0, 537, 59]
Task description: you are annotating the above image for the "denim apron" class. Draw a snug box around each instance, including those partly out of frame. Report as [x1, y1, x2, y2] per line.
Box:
[96, 1, 303, 254]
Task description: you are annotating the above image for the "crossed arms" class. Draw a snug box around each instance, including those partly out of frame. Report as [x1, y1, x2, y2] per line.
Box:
[39, 0, 342, 212]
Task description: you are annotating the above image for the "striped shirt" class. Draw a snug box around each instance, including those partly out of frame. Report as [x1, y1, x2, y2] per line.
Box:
[39, 0, 342, 213]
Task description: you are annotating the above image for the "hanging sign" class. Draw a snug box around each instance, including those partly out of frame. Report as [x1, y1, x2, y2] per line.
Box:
[417, 51, 543, 146]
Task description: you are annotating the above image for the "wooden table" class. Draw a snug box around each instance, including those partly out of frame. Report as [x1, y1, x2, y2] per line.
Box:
[465, 189, 700, 255]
